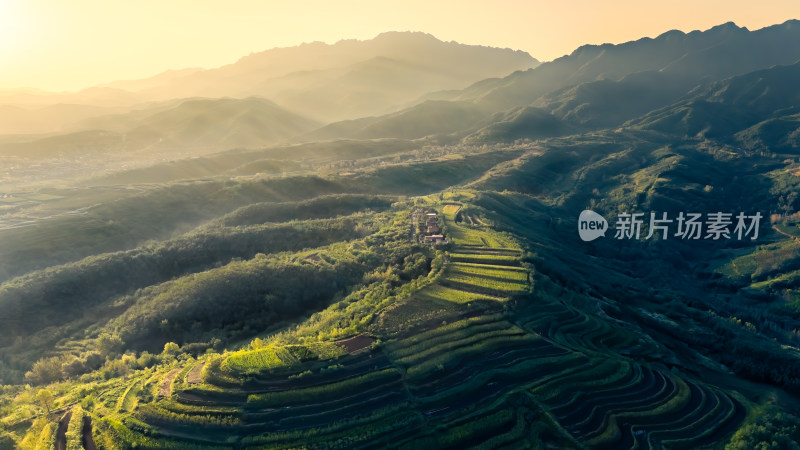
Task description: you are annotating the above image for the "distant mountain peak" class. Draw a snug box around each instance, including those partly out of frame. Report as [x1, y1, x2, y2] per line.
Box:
[705, 21, 747, 33]
[372, 30, 439, 41]
[655, 29, 687, 40]
[782, 18, 800, 28]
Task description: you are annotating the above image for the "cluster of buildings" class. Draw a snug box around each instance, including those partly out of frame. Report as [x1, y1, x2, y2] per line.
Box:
[413, 207, 446, 244]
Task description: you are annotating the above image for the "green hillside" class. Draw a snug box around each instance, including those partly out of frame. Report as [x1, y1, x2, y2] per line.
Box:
[4, 20, 800, 450]
[4, 138, 799, 447]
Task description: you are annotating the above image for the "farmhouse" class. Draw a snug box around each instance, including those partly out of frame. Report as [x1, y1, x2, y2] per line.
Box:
[424, 234, 445, 244]
[414, 208, 446, 244]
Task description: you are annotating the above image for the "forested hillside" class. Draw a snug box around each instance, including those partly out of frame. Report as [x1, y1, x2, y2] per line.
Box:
[2, 20, 800, 449]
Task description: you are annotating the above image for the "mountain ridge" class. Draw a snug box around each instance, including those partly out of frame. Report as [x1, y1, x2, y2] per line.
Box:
[112, 31, 540, 122]
[444, 19, 800, 113]
[0, 32, 539, 130]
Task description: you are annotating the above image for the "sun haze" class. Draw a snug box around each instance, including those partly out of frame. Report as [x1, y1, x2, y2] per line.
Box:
[1, 0, 799, 92]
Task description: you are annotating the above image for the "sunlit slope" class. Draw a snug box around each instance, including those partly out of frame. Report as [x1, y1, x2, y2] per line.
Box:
[0, 149, 520, 281]
[72, 196, 746, 449]
[0, 150, 523, 384]
[0, 97, 321, 158]
[628, 61, 800, 150]
[3, 133, 795, 447]
[3, 110, 799, 449]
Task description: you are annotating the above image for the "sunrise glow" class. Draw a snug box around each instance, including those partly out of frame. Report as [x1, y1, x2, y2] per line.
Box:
[1, 0, 799, 91]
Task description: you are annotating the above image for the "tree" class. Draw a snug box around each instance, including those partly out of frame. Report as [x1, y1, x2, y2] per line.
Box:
[37, 389, 54, 414]
[250, 338, 265, 349]
[137, 351, 158, 368]
[209, 337, 223, 351]
[84, 352, 105, 371]
[163, 342, 180, 356]
[25, 356, 64, 385]
[97, 333, 123, 356]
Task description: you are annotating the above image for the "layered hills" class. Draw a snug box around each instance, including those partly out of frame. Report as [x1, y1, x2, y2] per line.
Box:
[2, 20, 800, 449]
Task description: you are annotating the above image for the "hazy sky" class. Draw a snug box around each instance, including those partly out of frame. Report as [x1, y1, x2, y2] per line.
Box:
[2, 0, 799, 92]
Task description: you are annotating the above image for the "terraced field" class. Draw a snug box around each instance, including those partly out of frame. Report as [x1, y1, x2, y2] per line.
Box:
[531, 359, 746, 449]
[398, 247, 528, 305]
[92, 203, 745, 448]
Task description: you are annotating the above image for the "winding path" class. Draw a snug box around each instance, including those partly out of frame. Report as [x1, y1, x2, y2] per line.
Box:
[772, 224, 800, 243]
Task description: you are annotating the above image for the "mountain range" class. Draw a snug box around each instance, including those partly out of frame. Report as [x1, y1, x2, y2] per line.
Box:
[5, 22, 800, 165]
[0, 32, 537, 136]
[3, 20, 800, 449]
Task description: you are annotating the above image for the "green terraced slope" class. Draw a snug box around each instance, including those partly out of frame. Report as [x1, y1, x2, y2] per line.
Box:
[47, 198, 743, 449]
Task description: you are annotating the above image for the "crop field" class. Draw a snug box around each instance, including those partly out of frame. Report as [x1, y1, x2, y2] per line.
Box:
[223, 346, 286, 374]
[418, 284, 502, 303]
[374, 294, 465, 333]
[408, 213, 529, 304]
[531, 360, 746, 449]
[449, 262, 528, 279]
[442, 204, 462, 218]
[446, 229, 515, 248]
[712, 237, 800, 283]
[91, 205, 548, 447]
[17, 202, 747, 449]
[449, 252, 520, 266]
[440, 272, 527, 295]
[439, 202, 516, 248]
[117, 381, 142, 413]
